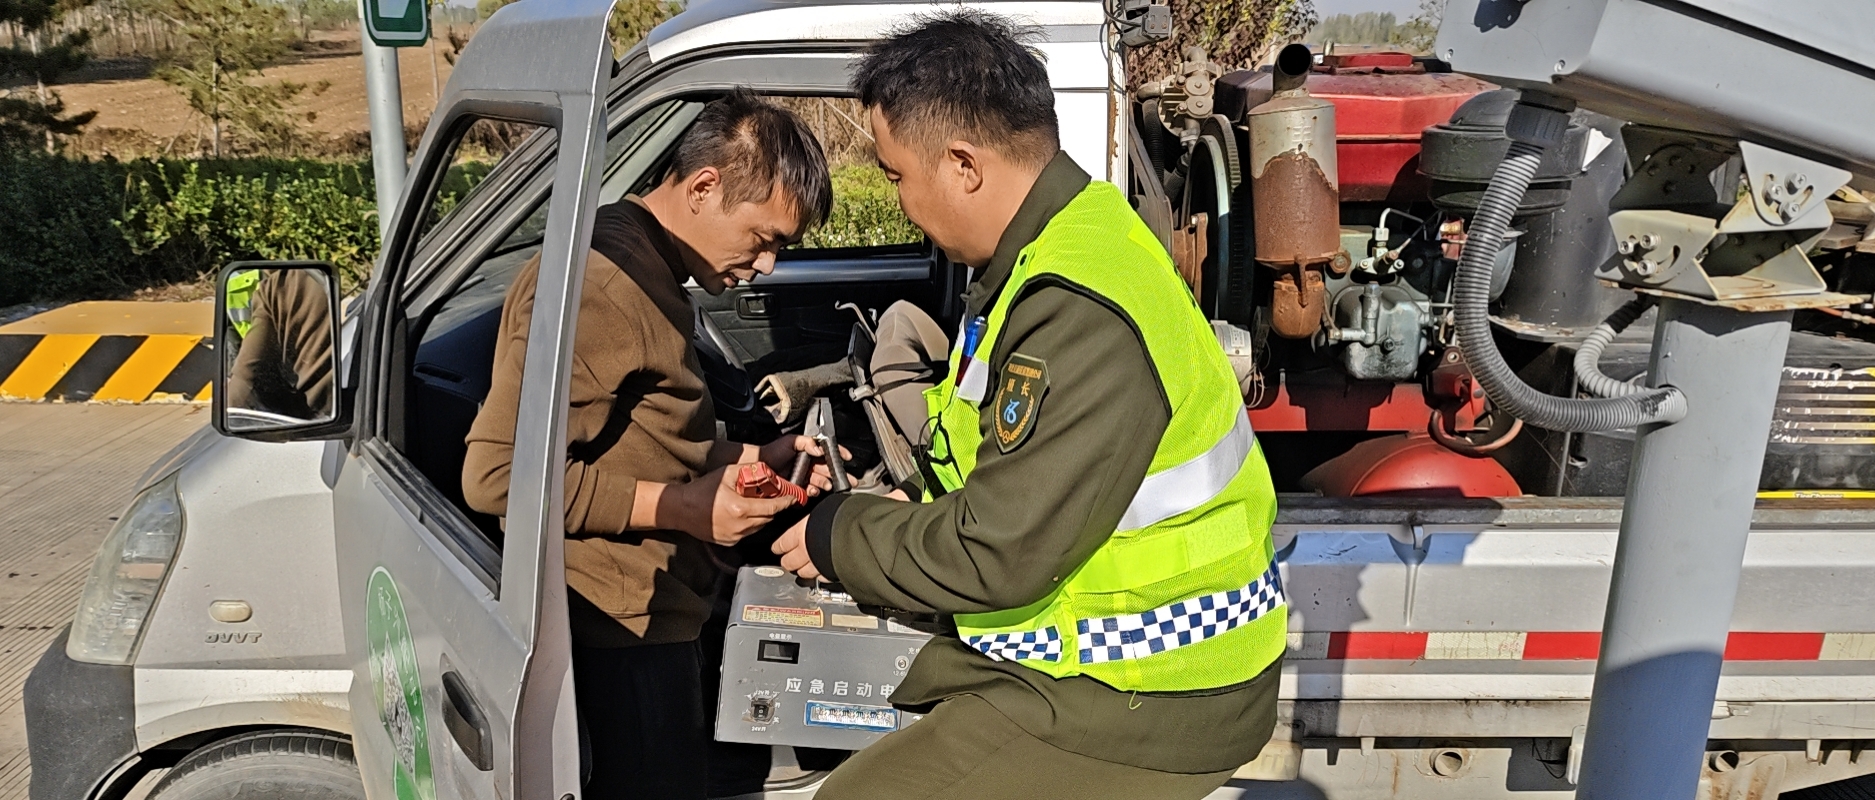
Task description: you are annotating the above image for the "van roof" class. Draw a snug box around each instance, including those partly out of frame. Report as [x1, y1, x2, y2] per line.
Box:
[646, 0, 1105, 62]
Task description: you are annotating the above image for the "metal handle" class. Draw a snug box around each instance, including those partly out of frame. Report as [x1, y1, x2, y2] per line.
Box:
[737, 293, 774, 319]
[441, 670, 493, 770]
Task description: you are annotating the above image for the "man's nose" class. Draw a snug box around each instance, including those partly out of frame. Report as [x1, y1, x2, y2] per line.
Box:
[753, 251, 777, 275]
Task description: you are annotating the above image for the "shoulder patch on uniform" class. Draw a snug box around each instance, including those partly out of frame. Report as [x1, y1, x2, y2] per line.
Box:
[992, 353, 1049, 453]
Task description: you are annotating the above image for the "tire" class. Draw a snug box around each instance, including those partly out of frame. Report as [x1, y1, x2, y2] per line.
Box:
[146, 731, 364, 800]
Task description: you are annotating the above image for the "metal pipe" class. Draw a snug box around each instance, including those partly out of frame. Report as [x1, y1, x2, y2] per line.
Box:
[359, 10, 408, 240]
[1271, 40, 1309, 94]
[1574, 299, 1795, 800]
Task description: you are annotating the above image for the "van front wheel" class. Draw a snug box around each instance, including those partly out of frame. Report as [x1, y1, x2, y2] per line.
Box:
[146, 731, 365, 800]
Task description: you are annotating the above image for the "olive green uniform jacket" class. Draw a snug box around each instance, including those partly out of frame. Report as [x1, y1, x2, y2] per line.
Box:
[805, 153, 1280, 775]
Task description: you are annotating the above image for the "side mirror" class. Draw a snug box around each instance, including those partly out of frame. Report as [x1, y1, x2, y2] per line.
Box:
[214, 261, 351, 441]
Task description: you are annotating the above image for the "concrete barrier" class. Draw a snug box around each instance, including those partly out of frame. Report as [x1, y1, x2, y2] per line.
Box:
[0, 302, 214, 403]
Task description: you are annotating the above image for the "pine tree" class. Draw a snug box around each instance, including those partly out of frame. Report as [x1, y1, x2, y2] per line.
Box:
[155, 0, 322, 156]
[0, 0, 99, 151]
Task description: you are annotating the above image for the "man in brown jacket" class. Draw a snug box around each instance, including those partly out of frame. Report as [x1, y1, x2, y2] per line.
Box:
[463, 91, 833, 799]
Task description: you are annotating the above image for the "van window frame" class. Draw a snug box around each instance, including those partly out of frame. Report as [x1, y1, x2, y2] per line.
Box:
[354, 46, 902, 591]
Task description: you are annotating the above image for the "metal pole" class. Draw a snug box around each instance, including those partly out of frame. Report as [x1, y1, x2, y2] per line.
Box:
[1574, 298, 1795, 799]
[360, 6, 407, 240]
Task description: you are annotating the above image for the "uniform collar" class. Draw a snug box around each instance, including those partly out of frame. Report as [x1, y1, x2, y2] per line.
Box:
[961, 152, 1091, 319]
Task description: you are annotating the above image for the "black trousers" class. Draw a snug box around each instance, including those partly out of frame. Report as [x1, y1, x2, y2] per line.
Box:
[573, 641, 710, 800]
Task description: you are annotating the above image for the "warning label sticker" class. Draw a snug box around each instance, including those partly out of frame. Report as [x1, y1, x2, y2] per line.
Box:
[744, 604, 824, 628]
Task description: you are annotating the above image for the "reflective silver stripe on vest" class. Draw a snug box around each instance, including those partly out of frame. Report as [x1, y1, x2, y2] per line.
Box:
[1076, 561, 1285, 665]
[1117, 408, 1255, 532]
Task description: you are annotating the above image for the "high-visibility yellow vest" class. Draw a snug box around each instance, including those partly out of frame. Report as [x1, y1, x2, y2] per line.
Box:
[226, 268, 260, 339]
[921, 181, 1285, 692]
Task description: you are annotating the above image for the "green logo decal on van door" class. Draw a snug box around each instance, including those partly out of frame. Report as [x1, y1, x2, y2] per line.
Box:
[367, 567, 435, 800]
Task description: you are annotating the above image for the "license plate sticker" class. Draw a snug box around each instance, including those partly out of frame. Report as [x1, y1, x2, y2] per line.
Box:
[804, 701, 898, 732]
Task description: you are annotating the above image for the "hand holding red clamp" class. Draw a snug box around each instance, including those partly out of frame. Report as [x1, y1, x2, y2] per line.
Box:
[735, 462, 809, 506]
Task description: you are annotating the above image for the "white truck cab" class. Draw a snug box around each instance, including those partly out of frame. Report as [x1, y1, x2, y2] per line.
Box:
[28, 1, 1118, 798]
[27, 0, 1875, 798]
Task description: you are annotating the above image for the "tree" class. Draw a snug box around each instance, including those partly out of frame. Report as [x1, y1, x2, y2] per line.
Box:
[476, 0, 678, 54]
[1392, 0, 1444, 55]
[1130, 0, 1317, 86]
[0, 0, 99, 151]
[606, 0, 678, 54]
[1304, 12, 1397, 46]
[154, 0, 324, 156]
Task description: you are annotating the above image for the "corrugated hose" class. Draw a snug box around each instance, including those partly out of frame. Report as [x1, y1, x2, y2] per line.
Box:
[1452, 93, 1688, 432]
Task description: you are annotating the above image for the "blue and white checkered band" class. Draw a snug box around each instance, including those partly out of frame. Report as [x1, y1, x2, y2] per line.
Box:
[1076, 563, 1286, 665]
[964, 626, 1063, 663]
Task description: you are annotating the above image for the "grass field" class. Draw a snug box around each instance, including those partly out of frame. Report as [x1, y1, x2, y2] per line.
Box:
[55, 27, 461, 158]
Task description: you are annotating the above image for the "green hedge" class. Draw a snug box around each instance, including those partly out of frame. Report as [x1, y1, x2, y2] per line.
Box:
[0, 155, 144, 305]
[0, 155, 912, 307]
[0, 154, 489, 305]
[804, 165, 922, 249]
[120, 160, 384, 293]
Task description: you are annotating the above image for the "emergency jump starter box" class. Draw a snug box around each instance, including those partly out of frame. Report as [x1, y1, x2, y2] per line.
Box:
[715, 566, 931, 750]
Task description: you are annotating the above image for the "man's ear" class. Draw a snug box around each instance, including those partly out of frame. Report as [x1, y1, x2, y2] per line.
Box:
[686, 166, 722, 213]
[947, 140, 983, 195]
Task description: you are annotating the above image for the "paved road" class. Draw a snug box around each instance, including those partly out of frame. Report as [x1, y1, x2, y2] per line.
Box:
[0, 404, 208, 800]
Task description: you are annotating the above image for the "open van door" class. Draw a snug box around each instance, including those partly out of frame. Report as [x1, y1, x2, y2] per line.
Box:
[330, 1, 615, 798]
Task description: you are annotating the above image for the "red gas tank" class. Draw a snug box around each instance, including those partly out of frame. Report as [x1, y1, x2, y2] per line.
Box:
[1301, 433, 1523, 498]
[1220, 51, 1494, 202]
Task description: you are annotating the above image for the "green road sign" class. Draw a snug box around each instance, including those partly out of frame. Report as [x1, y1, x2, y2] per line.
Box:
[364, 0, 429, 47]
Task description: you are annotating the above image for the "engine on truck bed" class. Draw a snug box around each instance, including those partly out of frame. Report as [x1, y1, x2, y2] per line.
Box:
[1130, 44, 1875, 498]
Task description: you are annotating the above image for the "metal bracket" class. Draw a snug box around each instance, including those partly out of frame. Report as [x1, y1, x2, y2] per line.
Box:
[1595, 130, 1852, 307]
[1114, 0, 1171, 49]
[1568, 724, 1587, 785]
[1732, 140, 1841, 230]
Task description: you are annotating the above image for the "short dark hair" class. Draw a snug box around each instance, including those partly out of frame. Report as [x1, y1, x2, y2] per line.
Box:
[666, 89, 833, 230]
[852, 9, 1059, 168]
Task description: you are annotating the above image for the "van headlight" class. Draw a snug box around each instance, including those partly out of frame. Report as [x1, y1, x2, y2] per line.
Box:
[67, 474, 184, 665]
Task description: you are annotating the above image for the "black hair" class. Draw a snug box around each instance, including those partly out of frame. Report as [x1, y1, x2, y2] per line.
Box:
[852, 9, 1059, 167]
[665, 89, 833, 230]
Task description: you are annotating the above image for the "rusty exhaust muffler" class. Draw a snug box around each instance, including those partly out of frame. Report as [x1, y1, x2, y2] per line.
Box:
[1249, 43, 1346, 339]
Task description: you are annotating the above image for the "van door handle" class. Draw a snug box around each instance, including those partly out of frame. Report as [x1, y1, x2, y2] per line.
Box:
[442, 670, 494, 770]
[737, 293, 773, 319]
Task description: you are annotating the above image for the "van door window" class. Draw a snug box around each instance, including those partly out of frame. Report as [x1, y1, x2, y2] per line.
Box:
[781, 97, 921, 249]
[371, 117, 547, 585]
[390, 102, 693, 567]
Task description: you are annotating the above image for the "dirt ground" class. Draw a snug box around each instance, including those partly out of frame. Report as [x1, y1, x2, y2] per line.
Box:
[56, 27, 464, 157]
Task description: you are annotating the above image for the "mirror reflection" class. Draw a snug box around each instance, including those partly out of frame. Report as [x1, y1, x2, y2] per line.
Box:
[222, 266, 338, 432]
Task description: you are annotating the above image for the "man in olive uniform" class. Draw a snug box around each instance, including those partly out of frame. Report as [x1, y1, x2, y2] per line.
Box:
[771, 11, 1286, 799]
[226, 267, 335, 421]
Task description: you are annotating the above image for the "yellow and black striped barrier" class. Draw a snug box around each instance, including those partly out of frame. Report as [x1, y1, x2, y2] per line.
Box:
[0, 302, 214, 403]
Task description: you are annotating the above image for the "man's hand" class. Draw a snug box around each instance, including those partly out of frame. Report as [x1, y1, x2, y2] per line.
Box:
[673, 465, 794, 546]
[771, 517, 820, 579]
[756, 435, 848, 493]
[771, 490, 908, 579]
